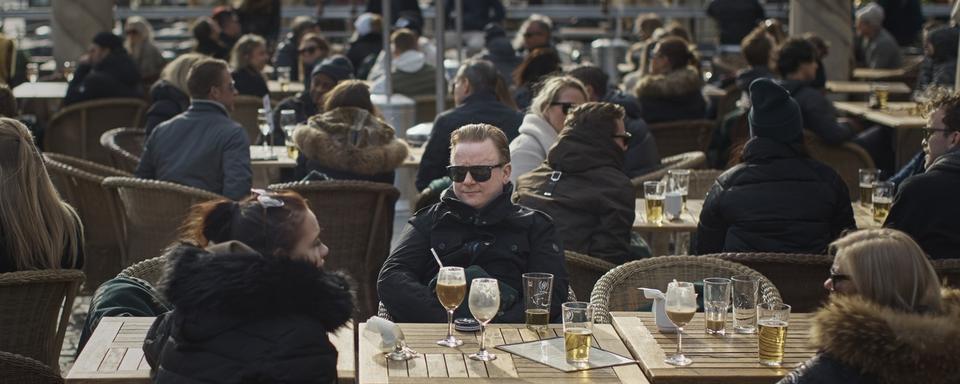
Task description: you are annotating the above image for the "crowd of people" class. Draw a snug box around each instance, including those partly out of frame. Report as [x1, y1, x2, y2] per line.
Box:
[1, 0, 959, 382]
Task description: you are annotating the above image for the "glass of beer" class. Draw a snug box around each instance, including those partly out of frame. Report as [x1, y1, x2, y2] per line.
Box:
[872, 181, 894, 223]
[872, 83, 890, 110]
[26, 62, 39, 83]
[731, 275, 759, 334]
[667, 169, 691, 212]
[277, 66, 292, 92]
[664, 281, 697, 366]
[644, 181, 666, 225]
[436, 266, 466, 347]
[63, 61, 75, 82]
[703, 277, 732, 335]
[522, 272, 553, 331]
[468, 278, 500, 361]
[758, 302, 791, 367]
[858, 169, 879, 206]
[278, 109, 298, 159]
[562, 301, 593, 365]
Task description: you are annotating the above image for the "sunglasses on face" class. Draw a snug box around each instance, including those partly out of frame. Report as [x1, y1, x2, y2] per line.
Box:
[922, 126, 952, 139]
[299, 46, 318, 55]
[550, 102, 578, 115]
[447, 164, 504, 183]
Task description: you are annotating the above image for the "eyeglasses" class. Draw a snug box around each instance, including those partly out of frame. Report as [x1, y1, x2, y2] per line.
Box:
[447, 164, 504, 183]
[298, 46, 318, 55]
[922, 126, 952, 139]
[613, 132, 632, 143]
[550, 102, 579, 115]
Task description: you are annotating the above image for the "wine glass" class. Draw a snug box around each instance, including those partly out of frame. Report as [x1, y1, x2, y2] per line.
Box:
[468, 278, 500, 361]
[436, 266, 466, 347]
[278, 109, 298, 159]
[664, 281, 697, 366]
[257, 108, 273, 154]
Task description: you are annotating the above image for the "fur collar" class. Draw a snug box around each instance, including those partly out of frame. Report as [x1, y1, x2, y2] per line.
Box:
[158, 241, 354, 331]
[294, 107, 409, 175]
[810, 288, 960, 383]
[634, 65, 703, 99]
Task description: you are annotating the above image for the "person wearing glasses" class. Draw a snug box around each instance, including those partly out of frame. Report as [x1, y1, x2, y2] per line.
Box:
[632, 36, 706, 124]
[779, 229, 959, 384]
[272, 16, 322, 82]
[271, 55, 353, 144]
[508, 75, 588, 184]
[123, 16, 165, 84]
[143, 190, 353, 383]
[379, 123, 569, 323]
[512, 14, 552, 57]
[883, 92, 960, 260]
[515, 103, 645, 264]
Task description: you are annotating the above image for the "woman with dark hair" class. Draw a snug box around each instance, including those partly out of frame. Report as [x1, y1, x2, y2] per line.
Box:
[191, 17, 229, 60]
[916, 26, 959, 91]
[272, 16, 322, 82]
[292, 80, 409, 183]
[512, 47, 561, 111]
[143, 190, 353, 383]
[633, 36, 706, 123]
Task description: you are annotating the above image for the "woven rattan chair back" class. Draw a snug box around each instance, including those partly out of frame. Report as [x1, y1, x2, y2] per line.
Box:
[710, 253, 832, 312]
[631, 151, 707, 195]
[43, 153, 129, 292]
[99, 128, 146, 173]
[376, 286, 578, 321]
[269, 180, 400, 319]
[0, 270, 84, 371]
[648, 119, 715, 158]
[44, 98, 147, 166]
[803, 131, 875, 200]
[0, 351, 63, 384]
[230, 95, 272, 143]
[932, 258, 960, 288]
[102, 177, 222, 268]
[565, 251, 616, 303]
[118, 255, 168, 286]
[590, 255, 780, 323]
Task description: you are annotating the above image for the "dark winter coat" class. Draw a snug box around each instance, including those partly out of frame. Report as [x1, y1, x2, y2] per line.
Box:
[193, 38, 229, 60]
[416, 91, 523, 190]
[346, 34, 383, 78]
[292, 107, 408, 184]
[232, 67, 268, 98]
[884, 149, 960, 259]
[706, 0, 765, 45]
[916, 26, 959, 91]
[603, 89, 661, 177]
[270, 91, 317, 145]
[778, 289, 960, 384]
[236, 0, 281, 43]
[273, 34, 301, 81]
[143, 241, 353, 384]
[514, 114, 636, 264]
[634, 66, 706, 124]
[780, 79, 854, 145]
[735, 66, 775, 93]
[378, 184, 569, 323]
[697, 137, 855, 254]
[64, 52, 142, 106]
[144, 80, 190, 137]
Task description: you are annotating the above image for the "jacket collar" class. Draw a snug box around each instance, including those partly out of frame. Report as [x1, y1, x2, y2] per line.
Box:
[928, 147, 960, 173]
[438, 183, 518, 226]
[188, 99, 230, 116]
[460, 90, 500, 106]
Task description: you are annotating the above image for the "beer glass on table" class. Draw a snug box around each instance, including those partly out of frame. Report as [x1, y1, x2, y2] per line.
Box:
[63, 61, 75, 82]
[758, 302, 791, 366]
[664, 281, 696, 366]
[731, 275, 759, 334]
[277, 66, 292, 92]
[644, 181, 666, 225]
[257, 108, 273, 154]
[703, 277, 732, 335]
[278, 109, 298, 159]
[858, 169, 879, 206]
[872, 181, 894, 223]
[26, 63, 39, 83]
[871, 83, 890, 110]
[436, 266, 466, 347]
[522, 273, 553, 331]
[468, 278, 500, 361]
[562, 302, 593, 365]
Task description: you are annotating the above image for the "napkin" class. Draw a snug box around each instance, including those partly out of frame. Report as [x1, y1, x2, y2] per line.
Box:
[364, 316, 405, 352]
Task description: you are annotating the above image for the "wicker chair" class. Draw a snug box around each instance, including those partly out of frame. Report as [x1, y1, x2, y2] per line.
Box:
[44, 98, 147, 166]
[714, 84, 742, 125]
[710, 253, 832, 312]
[0, 351, 63, 384]
[803, 131, 875, 200]
[631, 151, 707, 194]
[99, 128, 146, 173]
[0, 270, 84, 371]
[231, 95, 273, 144]
[102, 177, 222, 267]
[269, 180, 400, 319]
[565, 251, 616, 303]
[590, 256, 780, 323]
[648, 119, 715, 158]
[932, 258, 960, 288]
[377, 286, 579, 321]
[43, 154, 130, 293]
[118, 255, 168, 286]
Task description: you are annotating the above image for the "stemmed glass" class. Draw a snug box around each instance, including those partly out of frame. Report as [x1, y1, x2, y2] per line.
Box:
[436, 266, 466, 347]
[664, 281, 697, 366]
[468, 278, 500, 361]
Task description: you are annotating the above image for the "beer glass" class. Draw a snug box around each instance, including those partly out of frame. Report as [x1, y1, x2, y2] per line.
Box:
[858, 169, 879, 206]
[436, 266, 466, 347]
[664, 281, 696, 366]
[277, 66, 292, 91]
[257, 108, 273, 154]
[873, 181, 894, 223]
[278, 109, 298, 159]
[731, 275, 759, 334]
[26, 63, 38, 83]
[522, 273, 553, 331]
[758, 302, 791, 366]
[871, 83, 890, 110]
[468, 278, 500, 361]
[703, 277, 732, 335]
[667, 169, 691, 212]
[562, 302, 593, 365]
[63, 61, 75, 82]
[644, 181, 666, 225]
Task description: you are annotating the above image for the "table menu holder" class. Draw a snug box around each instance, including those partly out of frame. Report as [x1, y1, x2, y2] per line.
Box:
[495, 337, 635, 372]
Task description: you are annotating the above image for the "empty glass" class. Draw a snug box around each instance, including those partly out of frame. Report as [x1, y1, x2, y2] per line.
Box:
[522, 273, 553, 331]
[664, 281, 697, 366]
[436, 267, 466, 347]
[703, 277, 732, 335]
[562, 302, 593, 365]
[468, 278, 500, 361]
[667, 169, 690, 212]
[731, 275, 759, 334]
[858, 169, 879, 206]
[257, 108, 273, 154]
[277, 66, 292, 91]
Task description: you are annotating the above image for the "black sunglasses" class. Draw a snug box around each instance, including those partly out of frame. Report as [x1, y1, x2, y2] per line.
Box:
[447, 164, 504, 183]
[550, 102, 578, 115]
[922, 126, 952, 139]
[299, 46, 318, 55]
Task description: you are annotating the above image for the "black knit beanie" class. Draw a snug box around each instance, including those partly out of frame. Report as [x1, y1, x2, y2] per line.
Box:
[748, 78, 803, 144]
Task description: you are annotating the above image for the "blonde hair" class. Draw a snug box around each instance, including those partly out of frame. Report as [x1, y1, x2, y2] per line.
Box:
[450, 124, 510, 164]
[831, 229, 942, 313]
[159, 53, 206, 95]
[230, 34, 266, 71]
[0, 118, 82, 270]
[529, 75, 588, 119]
[124, 16, 155, 57]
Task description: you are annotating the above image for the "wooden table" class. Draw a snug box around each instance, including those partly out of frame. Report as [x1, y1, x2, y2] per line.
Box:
[611, 312, 817, 384]
[852, 67, 908, 80]
[358, 322, 648, 384]
[66, 316, 356, 383]
[853, 201, 881, 229]
[13, 81, 68, 99]
[633, 199, 703, 233]
[250, 145, 296, 188]
[268, 80, 305, 100]
[833, 101, 925, 168]
[825, 80, 910, 95]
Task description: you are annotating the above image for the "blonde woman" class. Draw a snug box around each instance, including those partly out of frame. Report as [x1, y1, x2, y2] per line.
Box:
[508, 75, 588, 183]
[124, 16, 166, 82]
[779, 229, 960, 384]
[0, 118, 83, 272]
[145, 53, 206, 136]
[230, 34, 269, 97]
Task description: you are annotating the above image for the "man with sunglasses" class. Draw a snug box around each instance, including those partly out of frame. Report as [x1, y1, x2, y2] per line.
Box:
[883, 93, 960, 259]
[379, 124, 568, 323]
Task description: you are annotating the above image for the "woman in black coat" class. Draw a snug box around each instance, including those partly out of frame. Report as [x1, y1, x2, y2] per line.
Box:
[230, 34, 270, 98]
[143, 190, 353, 384]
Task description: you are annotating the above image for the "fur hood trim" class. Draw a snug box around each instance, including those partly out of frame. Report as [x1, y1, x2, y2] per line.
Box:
[810, 288, 960, 383]
[158, 241, 354, 331]
[634, 65, 703, 99]
[294, 107, 410, 175]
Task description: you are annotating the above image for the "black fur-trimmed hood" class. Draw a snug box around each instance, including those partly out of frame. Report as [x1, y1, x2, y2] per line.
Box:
[158, 241, 354, 331]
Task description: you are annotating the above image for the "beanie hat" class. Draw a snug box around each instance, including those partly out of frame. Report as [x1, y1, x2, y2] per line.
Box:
[748, 78, 803, 144]
[311, 55, 355, 83]
[354, 13, 377, 36]
[93, 32, 124, 52]
[856, 3, 885, 27]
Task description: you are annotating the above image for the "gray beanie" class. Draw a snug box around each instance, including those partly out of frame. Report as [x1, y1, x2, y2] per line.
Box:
[311, 55, 354, 83]
[748, 78, 803, 144]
